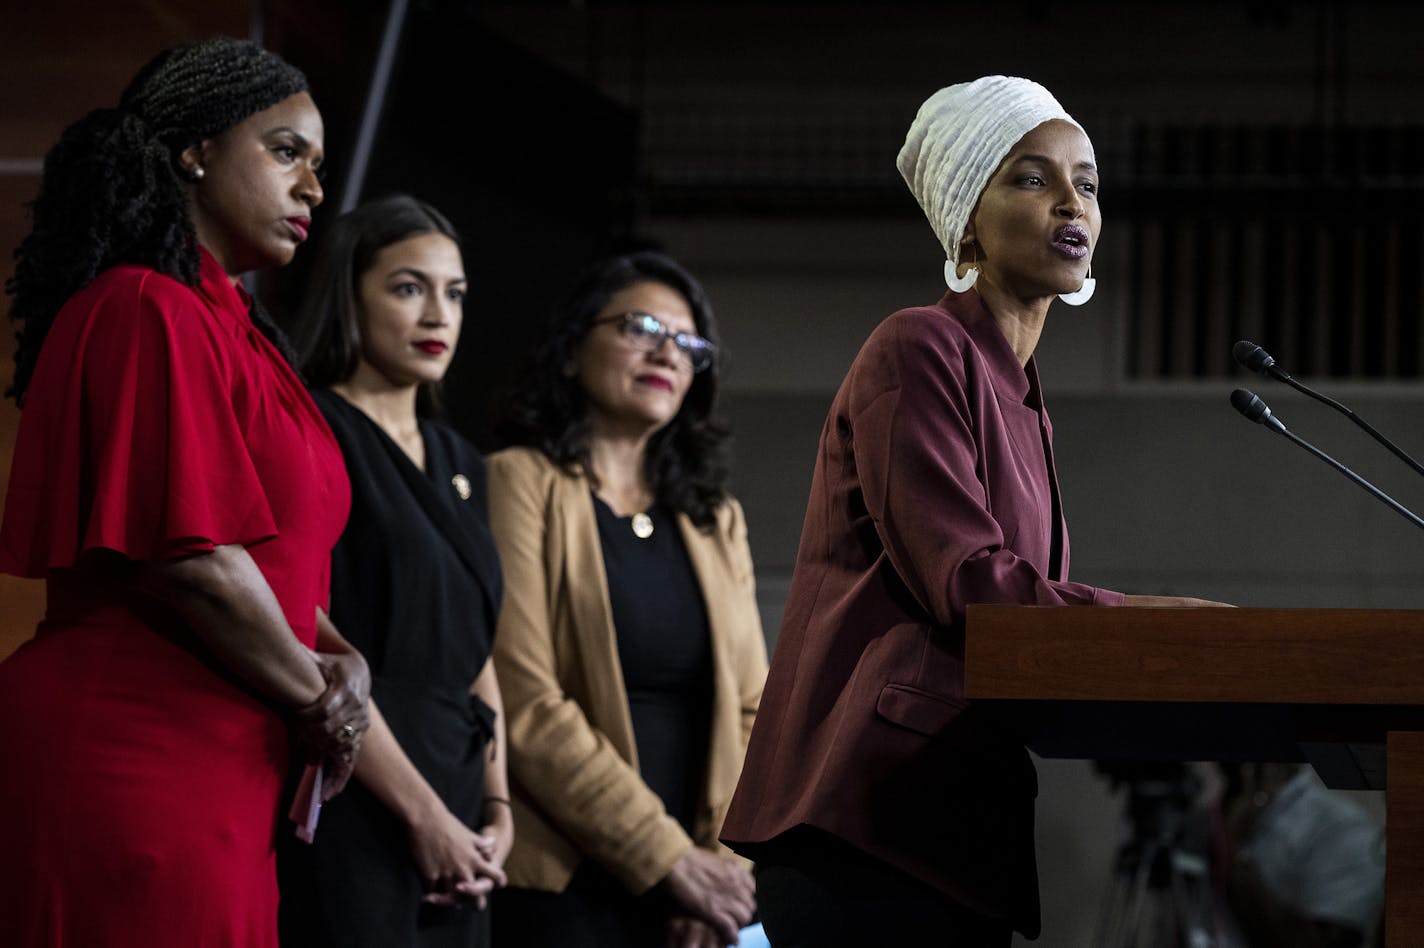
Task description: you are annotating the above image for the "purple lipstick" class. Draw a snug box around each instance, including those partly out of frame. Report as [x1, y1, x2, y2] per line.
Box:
[1052, 224, 1090, 259]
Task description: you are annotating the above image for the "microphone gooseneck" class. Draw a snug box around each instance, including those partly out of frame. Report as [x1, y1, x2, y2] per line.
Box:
[1228, 388, 1424, 533]
[1232, 339, 1424, 479]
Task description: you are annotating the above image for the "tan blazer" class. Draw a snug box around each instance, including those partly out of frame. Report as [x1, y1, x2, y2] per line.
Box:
[488, 447, 768, 894]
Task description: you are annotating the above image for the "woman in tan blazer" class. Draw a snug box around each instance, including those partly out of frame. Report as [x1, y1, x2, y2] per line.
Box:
[488, 252, 768, 948]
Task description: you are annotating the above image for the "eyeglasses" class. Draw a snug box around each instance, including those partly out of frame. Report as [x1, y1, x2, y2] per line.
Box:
[593, 312, 718, 373]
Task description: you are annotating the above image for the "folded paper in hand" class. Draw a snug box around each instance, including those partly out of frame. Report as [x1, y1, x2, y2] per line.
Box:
[288, 762, 323, 843]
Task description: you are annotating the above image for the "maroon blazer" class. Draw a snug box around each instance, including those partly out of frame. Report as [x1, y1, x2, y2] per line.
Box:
[720, 290, 1123, 937]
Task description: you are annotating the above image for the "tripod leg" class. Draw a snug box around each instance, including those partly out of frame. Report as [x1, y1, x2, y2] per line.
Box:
[1092, 849, 1134, 948]
[1122, 840, 1159, 947]
[1169, 848, 1216, 948]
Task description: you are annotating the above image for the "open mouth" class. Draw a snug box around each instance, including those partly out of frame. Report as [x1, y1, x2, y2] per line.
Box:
[1052, 225, 1089, 258]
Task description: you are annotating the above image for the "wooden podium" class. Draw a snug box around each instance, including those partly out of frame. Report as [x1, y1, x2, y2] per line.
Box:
[964, 605, 1424, 946]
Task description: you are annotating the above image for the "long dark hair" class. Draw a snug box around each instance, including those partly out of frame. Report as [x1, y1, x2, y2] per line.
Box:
[292, 194, 461, 417]
[6, 37, 308, 405]
[501, 251, 732, 529]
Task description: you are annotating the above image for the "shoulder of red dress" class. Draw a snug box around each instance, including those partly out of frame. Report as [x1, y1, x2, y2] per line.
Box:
[85, 262, 186, 297]
[71, 265, 199, 323]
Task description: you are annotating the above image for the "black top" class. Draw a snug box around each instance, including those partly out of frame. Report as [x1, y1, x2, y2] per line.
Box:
[278, 390, 504, 947]
[592, 495, 713, 832]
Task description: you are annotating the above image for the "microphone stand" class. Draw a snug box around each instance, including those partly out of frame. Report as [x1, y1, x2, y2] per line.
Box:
[1234, 340, 1424, 479]
[1230, 388, 1424, 533]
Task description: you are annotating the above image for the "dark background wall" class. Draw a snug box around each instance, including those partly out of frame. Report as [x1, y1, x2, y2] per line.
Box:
[3, 3, 1416, 943]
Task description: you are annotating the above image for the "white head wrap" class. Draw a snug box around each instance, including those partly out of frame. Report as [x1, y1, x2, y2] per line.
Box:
[897, 76, 1088, 270]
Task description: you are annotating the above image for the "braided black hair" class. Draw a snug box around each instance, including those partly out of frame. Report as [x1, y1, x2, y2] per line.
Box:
[6, 36, 308, 405]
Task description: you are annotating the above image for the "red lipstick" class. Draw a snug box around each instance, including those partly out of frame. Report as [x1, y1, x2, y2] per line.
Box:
[414, 341, 448, 355]
[286, 217, 311, 242]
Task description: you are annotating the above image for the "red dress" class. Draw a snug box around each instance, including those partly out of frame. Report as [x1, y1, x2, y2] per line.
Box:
[0, 247, 350, 947]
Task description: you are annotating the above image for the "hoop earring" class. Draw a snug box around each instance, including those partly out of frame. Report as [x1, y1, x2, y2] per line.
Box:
[1058, 267, 1095, 306]
[944, 254, 979, 294]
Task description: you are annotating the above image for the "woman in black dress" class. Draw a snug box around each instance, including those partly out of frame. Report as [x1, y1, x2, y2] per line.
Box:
[280, 194, 511, 947]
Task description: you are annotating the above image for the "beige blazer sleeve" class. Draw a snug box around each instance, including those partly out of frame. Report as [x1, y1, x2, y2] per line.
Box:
[683, 496, 768, 856]
[728, 500, 766, 753]
[488, 448, 692, 894]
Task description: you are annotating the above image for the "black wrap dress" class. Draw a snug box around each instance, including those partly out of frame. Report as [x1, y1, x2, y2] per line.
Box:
[278, 390, 503, 948]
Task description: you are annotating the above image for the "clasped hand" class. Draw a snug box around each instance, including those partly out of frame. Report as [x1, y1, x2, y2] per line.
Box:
[662, 847, 756, 946]
[292, 648, 371, 800]
[412, 804, 512, 910]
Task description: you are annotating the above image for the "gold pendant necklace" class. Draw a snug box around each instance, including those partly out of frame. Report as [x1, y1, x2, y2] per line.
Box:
[631, 512, 654, 539]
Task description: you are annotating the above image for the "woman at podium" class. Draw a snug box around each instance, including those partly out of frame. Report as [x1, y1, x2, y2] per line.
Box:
[719, 75, 1224, 947]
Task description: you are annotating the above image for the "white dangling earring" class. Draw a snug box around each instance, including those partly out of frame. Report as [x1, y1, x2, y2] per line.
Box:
[944, 256, 978, 293]
[1058, 266, 1095, 306]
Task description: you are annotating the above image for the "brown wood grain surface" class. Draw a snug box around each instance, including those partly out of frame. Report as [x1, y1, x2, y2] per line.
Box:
[967, 605, 1424, 704]
[1388, 731, 1424, 947]
[967, 606, 1424, 945]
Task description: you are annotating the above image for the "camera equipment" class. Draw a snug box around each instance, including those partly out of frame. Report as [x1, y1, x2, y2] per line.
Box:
[1092, 762, 1216, 948]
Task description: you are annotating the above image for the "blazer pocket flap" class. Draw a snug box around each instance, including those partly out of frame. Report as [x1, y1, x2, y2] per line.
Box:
[876, 683, 967, 736]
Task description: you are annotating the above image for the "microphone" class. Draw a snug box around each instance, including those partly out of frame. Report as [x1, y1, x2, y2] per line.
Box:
[1233, 339, 1424, 479]
[1232, 340, 1284, 378]
[1230, 388, 1424, 533]
[1229, 389, 1286, 435]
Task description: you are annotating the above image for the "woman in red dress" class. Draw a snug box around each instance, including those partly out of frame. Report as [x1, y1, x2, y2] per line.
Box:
[0, 37, 368, 947]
